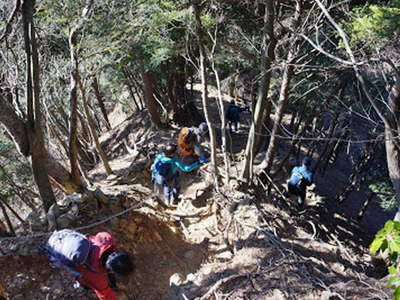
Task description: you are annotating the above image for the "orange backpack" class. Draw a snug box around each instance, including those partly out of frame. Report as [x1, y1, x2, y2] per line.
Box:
[178, 127, 195, 156]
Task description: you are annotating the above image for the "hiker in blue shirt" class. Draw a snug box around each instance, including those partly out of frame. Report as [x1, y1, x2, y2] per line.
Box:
[225, 100, 250, 133]
[287, 156, 313, 208]
[152, 143, 202, 206]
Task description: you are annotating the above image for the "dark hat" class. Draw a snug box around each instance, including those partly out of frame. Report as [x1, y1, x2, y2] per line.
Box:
[302, 156, 312, 166]
[230, 99, 235, 105]
[105, 251, 134, 275]
[164, 143, 177, 157]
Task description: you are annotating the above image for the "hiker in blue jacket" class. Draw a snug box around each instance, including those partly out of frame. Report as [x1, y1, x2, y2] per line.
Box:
[225, 100, 250, 133]
[287, 156, 313, 208]
[152, 143, 202, 206]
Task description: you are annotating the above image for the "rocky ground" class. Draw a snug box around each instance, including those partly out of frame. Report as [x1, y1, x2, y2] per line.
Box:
[0, 86, 394, 300]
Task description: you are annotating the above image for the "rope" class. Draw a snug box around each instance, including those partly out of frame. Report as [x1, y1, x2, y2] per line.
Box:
[0, 202, 142, 242]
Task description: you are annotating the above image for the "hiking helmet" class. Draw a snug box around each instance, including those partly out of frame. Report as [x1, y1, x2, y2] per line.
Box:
[164, 143, 177, 157]
[105, 251, 134, 275]
[197, 122, 208, 134]
[302, 156, 312, 166]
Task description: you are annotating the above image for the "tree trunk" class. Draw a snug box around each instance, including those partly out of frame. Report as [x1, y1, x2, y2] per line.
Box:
[257, 1, 302, 175]
[139, 61, 162, 126]
[78, 76, 113, 176]
[385, 78, 400, 220]
[240, 0, 276, 183]
[91, 76, 112, 130]
[23, 0, 55, 212]
[193, 0, 218, 183]
[123, 68, 141, 111]
[0, 200, 15, 236]
[68, 26, 84, 188]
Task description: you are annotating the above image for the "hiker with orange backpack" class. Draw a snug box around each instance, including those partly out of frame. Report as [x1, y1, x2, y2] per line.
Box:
[177, 122, 209, 164]
[42, 229, 133, 300]
[152, 143, 202, 206]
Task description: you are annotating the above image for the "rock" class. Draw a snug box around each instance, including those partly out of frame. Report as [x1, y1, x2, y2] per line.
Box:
[107, 174, 118, 181]
[169, 273, 185, 286]
[27, 212, 46, 232]
[321, 290, 334, 300]
[215, 250, 233, 260]
[56, 213, 77, 229]
[186, 273, 196, 282]
[272, 289, 286, 300]
[47, 213, 57, 231]
[66, 193, 83, 205]
[48, 203, 61, 218]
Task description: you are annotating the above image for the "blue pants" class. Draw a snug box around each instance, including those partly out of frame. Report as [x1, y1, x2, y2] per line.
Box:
[153, 174, 181, 205]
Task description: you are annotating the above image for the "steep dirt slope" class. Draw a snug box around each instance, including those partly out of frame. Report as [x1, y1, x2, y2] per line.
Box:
[0, 91, 393, 300]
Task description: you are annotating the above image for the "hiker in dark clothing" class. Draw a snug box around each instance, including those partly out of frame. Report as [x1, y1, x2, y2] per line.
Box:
[287, 156, 313, 208]
[152, 143, 202, 206]
[225, 100, 250, 133]
[44, 230, 133, 300]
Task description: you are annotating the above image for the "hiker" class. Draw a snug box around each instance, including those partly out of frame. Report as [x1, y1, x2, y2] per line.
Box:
[177, 122, 209, 164]
[225, 100, 250, 133]
[43, 229, 133, 300]
[152, 143, 202, 206]
[287, 156, 313, 208]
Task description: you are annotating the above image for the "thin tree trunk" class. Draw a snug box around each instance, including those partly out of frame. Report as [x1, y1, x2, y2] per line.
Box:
[193, 0, 218, 184]
[78, 76, 113, 175]
[123, 68, 141, 111]
[211, 55, 230, 185]
[91, 76, 112, 130]
[0, 200, 15, 236]
[240, 0, 276, 183]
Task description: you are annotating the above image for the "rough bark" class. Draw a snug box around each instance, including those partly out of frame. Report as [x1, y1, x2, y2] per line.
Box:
[139, 61, 162, 126]
[68, 26, 84, 188]
[23, 0, 56, 211]
[240, 0, 276, 183]
[91, 76, 112, 130]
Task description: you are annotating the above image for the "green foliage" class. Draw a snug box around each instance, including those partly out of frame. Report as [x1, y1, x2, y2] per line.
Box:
[344, 1, 400, 49]
[371, 220, 400, 299]
[369, 182, 399, 211]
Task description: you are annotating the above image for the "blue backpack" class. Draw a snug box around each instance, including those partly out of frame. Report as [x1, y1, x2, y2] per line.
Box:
[41, 229, 92, 278]
[153, 155, 173, 179]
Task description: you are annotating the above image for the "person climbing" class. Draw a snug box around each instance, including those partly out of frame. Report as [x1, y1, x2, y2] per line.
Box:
[286, 156, 313, 208]
[42, 229, 134, 300]
[152, 143, 202, 206]
[177, 122, 209, 164]
[225, 99, 250, 133]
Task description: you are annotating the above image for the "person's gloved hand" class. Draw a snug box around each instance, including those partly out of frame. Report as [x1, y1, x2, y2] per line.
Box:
[199, 156, 209, 164]
[244, 104, 250, 111]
